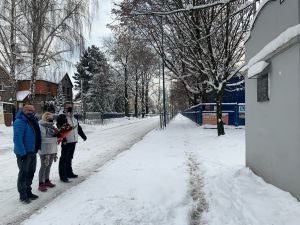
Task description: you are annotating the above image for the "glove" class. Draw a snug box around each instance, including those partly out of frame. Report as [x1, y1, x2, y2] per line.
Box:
[20, 155, 27, 161]
[62, 138, 67, 145]
[83, 137, 87, 141]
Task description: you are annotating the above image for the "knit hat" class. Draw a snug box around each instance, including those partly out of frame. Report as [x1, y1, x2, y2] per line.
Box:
[42, 112, 53, 122]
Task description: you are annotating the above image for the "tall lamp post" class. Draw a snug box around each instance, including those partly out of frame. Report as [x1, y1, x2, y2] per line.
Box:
[160, 16, 167, 128]
[80, 74, 85, 122]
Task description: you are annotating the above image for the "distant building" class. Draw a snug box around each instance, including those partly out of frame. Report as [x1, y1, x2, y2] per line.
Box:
[60, 73, 73, 102]
[0, 65, 13, 102]
[245, 0, 300, 199]
[17, 79, 58, 113]
[17, 73, 74, 114]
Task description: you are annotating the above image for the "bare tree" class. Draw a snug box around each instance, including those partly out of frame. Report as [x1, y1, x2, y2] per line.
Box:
[105, 27, 138, 117]
[0, 0, 24, 102]
[0, 0, 98, 103]
[19, 0, 98, 102]
[113, 0, 254, 135]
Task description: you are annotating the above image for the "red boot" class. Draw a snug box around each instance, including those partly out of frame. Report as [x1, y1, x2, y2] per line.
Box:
[45, 180, 56, 188]
[38, 183, 47, 192]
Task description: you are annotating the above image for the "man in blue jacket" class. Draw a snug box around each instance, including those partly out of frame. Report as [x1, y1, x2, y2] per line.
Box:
[14, 105, 41, 204]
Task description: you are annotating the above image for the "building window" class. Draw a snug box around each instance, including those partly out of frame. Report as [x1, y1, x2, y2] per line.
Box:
[257, 74, 269, 102]
[0, 83, 4, 91]
[63, 86, 66, 94]
[67, 88, 70, 95]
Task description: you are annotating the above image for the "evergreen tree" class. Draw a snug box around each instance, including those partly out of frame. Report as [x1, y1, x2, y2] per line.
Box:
[73, 45, 105, 97]
[74, 45, 112, 112]
[54, 82, 65, 114]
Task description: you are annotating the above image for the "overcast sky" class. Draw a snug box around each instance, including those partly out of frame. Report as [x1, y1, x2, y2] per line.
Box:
[86, 0, 120, 47]
[69, 0, 121, 88]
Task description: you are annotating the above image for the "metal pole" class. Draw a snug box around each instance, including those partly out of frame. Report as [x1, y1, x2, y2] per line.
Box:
[81, 77, 84, 122]
[161, 16, 167, 128]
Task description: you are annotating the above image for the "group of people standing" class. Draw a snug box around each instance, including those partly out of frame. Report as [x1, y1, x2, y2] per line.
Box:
[13, 102, 87, 204]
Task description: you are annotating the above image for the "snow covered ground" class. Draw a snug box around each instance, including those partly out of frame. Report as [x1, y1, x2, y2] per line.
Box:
[3, 115, 300, 225]
[0, 117, 159, 225]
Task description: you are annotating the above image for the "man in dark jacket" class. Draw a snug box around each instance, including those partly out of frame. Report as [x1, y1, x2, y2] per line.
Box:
[57, 102, 87, 183]
[13, 105, 41, 204]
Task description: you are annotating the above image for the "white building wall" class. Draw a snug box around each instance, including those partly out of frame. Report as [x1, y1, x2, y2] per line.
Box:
[245, 0, 300, 199]
[246, 43, 300, 199]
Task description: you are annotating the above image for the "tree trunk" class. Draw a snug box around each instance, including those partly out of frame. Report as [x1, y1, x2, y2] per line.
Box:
[124, 64, 129, 117]
[141, 74, 145, 118]
[134, 71, 138, 118]
[216, 91, 225, 136]
[30, 0, 40, 104]
[145, 82, 149, 115]
[30, 60, 38, 104]
[10, 0, 17, 104]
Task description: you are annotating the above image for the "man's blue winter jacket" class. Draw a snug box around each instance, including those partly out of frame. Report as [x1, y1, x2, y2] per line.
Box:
[13, 111, 36, 157]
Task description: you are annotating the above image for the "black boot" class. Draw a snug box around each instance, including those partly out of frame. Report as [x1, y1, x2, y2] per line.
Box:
[27, 192, 39, 200]
[67, 173, 78, 178]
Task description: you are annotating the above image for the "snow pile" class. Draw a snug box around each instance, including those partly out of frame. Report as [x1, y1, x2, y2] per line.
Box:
[247, 61, 269, 78]
[0, 124, 13, 153]
[184, 118, 300, 225]
[203, 167, 300, 225]
[247, 24, 300, 69]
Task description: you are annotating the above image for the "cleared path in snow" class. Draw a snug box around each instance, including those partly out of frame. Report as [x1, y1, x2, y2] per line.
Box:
[0, 117, 158, 225]
[22, 115, 194, 225]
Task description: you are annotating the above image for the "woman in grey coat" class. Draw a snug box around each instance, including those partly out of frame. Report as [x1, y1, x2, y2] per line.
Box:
[38, 112, 59, 192]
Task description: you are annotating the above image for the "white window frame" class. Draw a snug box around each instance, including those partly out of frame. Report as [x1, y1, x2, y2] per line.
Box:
[0, 83, 4, 91]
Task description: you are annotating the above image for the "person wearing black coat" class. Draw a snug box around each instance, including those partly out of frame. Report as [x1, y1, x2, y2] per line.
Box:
[56, 102, 87, 183]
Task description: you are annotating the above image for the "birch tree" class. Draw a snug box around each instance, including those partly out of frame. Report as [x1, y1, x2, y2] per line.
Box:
[0, 0, 97, 103]
[0, 0, 25, 102]
[20, 0, 98, 102]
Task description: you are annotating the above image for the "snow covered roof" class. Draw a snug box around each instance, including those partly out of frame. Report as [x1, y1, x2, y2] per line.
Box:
[248, 61, 269, 78]
[245, 0, 273, 43]
[17, 66, 67, 84]
[16, 91, 31, 101]
[246, 24, 300, 73]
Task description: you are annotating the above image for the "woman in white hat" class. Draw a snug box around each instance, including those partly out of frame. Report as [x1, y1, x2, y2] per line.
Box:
[38, 112, 59, 192]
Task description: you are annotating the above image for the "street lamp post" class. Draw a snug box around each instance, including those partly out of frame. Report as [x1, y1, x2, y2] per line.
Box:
[80, 75, 85, 122]
[160, 16, 167, 128]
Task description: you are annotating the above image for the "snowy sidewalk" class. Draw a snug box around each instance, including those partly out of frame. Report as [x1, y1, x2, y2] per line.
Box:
[0, 117, 159, 225]
[22, 115, 193, 225]
[22, 115, 300, 225]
